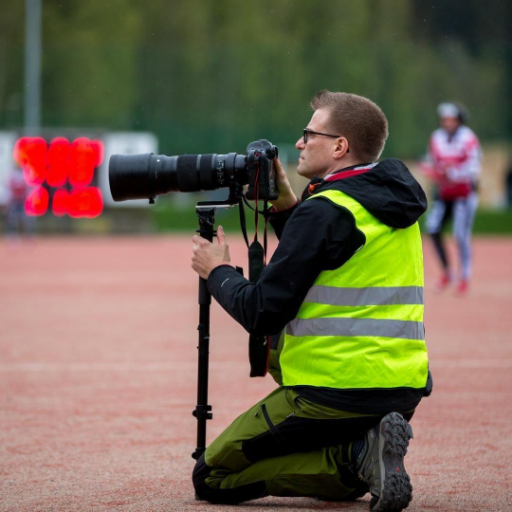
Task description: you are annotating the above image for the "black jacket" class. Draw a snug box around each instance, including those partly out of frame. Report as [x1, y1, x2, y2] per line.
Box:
[207, 159, 428, 413]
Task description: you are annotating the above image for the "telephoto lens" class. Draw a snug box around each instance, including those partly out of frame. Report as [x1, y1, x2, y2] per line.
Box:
[109, 140, 278, 202]
[109, 152, 247, 202]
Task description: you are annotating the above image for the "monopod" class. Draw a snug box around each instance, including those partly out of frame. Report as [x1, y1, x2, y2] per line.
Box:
[191, 204, 217, 461]
[190, 185, 270, 460]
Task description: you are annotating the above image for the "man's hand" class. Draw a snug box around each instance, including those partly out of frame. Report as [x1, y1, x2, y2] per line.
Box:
[269, 158, 298, 212]
[191, 225, 231, 280]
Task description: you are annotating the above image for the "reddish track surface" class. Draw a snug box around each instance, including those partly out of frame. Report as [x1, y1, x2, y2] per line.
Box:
[1, 235, 511, 511]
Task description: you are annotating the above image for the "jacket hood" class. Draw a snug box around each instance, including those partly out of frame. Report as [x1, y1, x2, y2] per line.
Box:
[306, 158, 428, 229]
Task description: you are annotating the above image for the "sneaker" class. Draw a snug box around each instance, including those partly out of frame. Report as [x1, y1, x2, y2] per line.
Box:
[456, 280, 469, 295]
[434, 272, 451, 293]
[356, 412, 413, 511]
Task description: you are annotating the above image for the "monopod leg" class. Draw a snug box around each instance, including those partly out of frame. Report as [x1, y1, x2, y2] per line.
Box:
[192, 207, 216, 461]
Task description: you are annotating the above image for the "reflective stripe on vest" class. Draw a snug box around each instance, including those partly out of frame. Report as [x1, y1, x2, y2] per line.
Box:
[304, 285, 424, 306]
[280, 188, 429, 391]
[287, 317, 425, 341]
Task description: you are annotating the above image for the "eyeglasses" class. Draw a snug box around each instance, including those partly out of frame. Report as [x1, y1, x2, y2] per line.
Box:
[303, 128, 340, 144]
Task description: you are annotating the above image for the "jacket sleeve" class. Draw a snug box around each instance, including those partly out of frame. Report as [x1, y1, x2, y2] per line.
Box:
[207, 198, 364, 336]
[267, 200, 301, 240]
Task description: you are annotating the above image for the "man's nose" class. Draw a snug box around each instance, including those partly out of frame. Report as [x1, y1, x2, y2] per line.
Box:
[295, 137, 305, 150]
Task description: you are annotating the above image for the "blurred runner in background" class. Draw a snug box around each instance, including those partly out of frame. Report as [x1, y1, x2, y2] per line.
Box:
[422, 103, 482, 295]
[5, 164, 34, 240]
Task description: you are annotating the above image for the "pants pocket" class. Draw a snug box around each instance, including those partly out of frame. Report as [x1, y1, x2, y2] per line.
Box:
[241, 404, 292, 462]
[260, 403, 288, 444]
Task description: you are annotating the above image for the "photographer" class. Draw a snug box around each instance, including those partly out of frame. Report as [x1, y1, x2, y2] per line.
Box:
[191, 91, 430, 512]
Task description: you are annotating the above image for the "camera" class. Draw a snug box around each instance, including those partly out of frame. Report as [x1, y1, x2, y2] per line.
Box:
[109, 139, 279, 203]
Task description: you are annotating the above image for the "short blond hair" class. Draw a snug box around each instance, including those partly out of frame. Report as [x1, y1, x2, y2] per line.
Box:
[311, 90, 389, 162]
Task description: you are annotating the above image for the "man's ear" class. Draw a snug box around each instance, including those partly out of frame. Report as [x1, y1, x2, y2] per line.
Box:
[333, 137, 350, 160]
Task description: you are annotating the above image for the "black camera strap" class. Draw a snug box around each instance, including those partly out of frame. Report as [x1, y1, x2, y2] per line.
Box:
[247, 237, 270, 377]
[263, 201, 268, 266]
[238, 198, 250, 248]
[238, 163, 271, 377]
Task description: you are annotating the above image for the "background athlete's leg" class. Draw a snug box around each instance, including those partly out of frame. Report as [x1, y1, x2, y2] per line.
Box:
[453, 192, 479, 291]
[426, 198, 453, 289]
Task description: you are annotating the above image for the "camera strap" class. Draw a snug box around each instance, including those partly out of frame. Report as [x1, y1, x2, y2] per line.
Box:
[238, 199, 250, 248]
[263, 201, 268, 266]
[247, 238, 270, 377]
[238, 186, 270, 377]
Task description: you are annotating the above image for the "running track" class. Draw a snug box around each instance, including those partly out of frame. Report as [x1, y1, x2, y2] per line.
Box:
[1, 236, 511, 511]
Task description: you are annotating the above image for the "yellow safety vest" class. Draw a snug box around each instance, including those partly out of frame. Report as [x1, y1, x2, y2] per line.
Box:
[281, 189, 429, 390]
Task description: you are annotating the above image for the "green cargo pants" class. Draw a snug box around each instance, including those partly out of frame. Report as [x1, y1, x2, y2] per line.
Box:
[192, 334, 401, 504]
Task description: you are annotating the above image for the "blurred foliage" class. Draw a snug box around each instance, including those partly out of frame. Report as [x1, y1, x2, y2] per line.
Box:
[152, 199, 243, 233]
[1, 0, 511, 158]
[419, 208, 512, 235]
[153, 197, 512, 235]
[5, 201, 510, 235]
[467, 209, 512, 235]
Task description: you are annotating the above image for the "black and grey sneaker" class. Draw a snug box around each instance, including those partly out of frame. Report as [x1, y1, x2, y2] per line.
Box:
[356, 412, 414, 511]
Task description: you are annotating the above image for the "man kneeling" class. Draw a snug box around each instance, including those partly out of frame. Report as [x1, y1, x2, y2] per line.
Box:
[190, 90, 431, 511]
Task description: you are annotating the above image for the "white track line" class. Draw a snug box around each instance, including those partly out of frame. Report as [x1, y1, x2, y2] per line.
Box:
[430, 359, 512, 369]
[0, 360, 511, 372]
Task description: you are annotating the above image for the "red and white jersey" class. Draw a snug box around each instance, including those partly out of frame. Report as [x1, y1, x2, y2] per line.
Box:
[428, 126, 482, 184]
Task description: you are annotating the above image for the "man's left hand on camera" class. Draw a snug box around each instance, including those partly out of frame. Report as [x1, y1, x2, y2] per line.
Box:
[269, 157, 298, 212]
[191, 225, 232, 279]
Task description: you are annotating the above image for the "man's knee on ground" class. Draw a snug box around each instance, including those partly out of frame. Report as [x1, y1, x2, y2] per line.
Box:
[192, 452, 267, 505]
[192, 453, 213, 501]
[192, 453, 235, 504]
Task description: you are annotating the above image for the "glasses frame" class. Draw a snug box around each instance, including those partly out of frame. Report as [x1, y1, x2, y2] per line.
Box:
[303, 128, 340, 144]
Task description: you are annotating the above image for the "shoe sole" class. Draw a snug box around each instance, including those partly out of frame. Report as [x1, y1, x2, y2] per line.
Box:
[371, 412, 413, 512]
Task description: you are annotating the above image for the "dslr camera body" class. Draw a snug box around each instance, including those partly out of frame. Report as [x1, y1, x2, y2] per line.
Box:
[109, 139, 279, 203]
